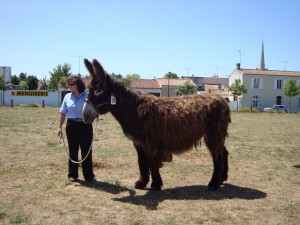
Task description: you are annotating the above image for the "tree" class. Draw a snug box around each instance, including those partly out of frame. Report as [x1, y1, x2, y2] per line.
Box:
[19, 72, 27, 81]
[20, 81, 29, 90]
[26, 75, 39, 90]
[110, 73, 123, 79]
[0, 75, 7, 90]
[11, 75, 20, 85]
[283, 78, 300, 113]
[48, 63, 72, 91]
[229, 78, 247, 111]
[164, 72, 178, 79]
[179, 81, 196, 95]
[123, 73, 140, 87]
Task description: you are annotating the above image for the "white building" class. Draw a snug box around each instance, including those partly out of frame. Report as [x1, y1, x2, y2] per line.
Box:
[0, 66, 12, 83]
[229, 43, 300, 112]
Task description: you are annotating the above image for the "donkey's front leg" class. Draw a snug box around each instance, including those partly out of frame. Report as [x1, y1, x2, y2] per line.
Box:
[134, 143, 150, 190]
[149, 159, 163, 191]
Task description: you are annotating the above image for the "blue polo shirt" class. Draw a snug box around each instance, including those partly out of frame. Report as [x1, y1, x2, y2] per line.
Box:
[60, 92, 88, 120]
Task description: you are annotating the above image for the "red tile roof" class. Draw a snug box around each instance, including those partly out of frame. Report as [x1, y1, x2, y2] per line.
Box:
[130, 79, 160, 89]
[156, 78, 196, 86]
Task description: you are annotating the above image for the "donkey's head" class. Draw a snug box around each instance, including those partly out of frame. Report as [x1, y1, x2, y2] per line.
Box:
[82, 59, 112, 124]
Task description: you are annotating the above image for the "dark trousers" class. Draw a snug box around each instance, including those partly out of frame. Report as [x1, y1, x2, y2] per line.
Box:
[66, 119, 94, 180]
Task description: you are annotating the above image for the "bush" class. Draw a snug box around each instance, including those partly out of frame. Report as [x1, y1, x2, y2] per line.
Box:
[231, 107, 259, 113]
[19, 103, 41, 108]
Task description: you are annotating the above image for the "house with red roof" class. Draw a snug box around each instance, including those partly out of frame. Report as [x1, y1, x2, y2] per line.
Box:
[229, 43, 300, 111]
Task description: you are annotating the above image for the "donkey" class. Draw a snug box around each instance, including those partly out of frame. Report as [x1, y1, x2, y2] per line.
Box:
[82, 59, 231, 191]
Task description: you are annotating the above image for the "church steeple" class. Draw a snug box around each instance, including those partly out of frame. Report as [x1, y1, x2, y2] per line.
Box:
[260, 41, 265, 70]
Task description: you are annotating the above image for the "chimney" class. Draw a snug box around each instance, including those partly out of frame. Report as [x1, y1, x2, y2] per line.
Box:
[236, 63, 241, 70]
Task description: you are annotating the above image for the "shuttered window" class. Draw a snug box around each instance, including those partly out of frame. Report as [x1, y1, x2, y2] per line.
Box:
[251, 78, 263, 89]
[274, 79, 284, 89]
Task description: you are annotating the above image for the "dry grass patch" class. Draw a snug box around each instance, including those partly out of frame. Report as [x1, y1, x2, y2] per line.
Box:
[0, 107, 299, 225]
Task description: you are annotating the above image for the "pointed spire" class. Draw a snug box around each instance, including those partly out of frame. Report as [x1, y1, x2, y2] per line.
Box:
[260, 41, 265, 70]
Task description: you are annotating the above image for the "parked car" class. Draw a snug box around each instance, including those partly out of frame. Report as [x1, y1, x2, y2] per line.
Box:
[263, 105, 288, 112]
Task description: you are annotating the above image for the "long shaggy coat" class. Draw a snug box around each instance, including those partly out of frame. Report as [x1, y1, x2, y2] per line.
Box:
[83, 59, 231, 191]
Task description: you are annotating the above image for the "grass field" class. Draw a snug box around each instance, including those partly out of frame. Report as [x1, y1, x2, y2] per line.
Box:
[0, 107, 299, 225]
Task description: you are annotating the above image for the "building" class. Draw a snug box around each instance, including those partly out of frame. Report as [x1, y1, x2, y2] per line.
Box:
[131, 78, 196, 97]
[181, 75, 228, 91]
[229, 42, 300, 112]
[0, 66, 12, 83]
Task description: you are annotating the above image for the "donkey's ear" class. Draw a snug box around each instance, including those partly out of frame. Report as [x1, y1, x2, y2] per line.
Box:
[92, 59, 107, 78]
[84, 59, 95, 78]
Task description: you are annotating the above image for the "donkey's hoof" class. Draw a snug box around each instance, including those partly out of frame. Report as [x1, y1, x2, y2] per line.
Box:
[134, 180, 147, 190]
[149, 185, 161, 192]
[208, 182, 220, 191]
[222, 174, 228, 182]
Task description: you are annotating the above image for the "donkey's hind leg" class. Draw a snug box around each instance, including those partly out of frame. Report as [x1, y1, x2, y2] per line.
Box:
[222, 146, 229, 183]
[134, 143, 150, 190]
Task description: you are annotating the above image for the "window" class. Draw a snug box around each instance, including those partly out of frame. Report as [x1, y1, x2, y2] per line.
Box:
[252, 95, 258, 107]
[277, 79, 283, 89]
[254, 78, 260, 88]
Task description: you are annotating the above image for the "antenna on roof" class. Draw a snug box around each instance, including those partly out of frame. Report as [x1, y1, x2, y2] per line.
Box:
[280, 61, 288, 71]
[216, 65, 221, 77]
[235, 49, 244, 64]
[185, 67, 189, 77]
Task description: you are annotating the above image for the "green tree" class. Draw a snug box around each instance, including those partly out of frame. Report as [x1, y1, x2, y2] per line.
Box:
[123, 73, 140, 87]
[229, 78, 247, 111]
[26, 75, 39, 90]
[164, 72, 178, 79]
[11, 75, 20, 85]
[179, 81, 196, 95]
[19, 72, 27, 81]
[20, 81, 29, 90]
[0, 75, 7, 90]
[48, 63, 72, 91]
[110, 73, 123, 79]
[283, 78, 300, 113]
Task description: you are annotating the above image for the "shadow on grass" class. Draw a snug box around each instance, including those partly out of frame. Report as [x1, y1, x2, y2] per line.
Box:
[293, 164, 300, 168]
[113, 183, 267, 210]
[77, 179, 136, 196]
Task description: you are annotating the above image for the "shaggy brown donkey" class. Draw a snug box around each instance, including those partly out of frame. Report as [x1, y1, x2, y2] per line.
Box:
[83, 59, 231, 191]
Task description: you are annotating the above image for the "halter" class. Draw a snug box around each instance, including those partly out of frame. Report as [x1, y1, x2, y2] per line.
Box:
[84, 96, 116, 115]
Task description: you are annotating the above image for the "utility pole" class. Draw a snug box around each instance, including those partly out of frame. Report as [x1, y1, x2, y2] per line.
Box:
[167, 77, 170, 97]
[73, 56, 83, 75]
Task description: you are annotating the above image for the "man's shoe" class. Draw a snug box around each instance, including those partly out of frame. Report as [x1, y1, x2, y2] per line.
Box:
[68, 177, 77, 182]
[85, 177, 96, 183]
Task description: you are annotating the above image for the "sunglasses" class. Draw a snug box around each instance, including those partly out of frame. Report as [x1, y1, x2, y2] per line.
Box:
[69, 83, 75, 86]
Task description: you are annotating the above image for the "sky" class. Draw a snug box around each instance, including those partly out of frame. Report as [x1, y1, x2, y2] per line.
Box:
[1, 0, 299, 80]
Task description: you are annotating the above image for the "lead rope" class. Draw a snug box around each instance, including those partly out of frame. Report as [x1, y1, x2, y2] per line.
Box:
[60, 117, 99, 164]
